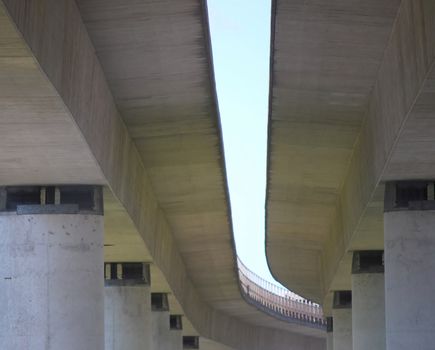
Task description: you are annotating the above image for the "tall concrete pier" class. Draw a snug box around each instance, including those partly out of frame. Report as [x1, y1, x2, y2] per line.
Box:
[0, 186, 104, 350]
[351, 251, 385, 350]
[384, 181, 435, 350]
[331, 291, 352, 350]
[104, 263, 152, 350]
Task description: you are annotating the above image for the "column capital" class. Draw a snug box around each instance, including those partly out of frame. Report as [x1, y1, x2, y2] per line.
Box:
[352, 251, 384, 274]
[333, 290, 352, 309]
[384, 181, 435, 212]
[170, 315, 183, 330]
[151, 292, 169, 311]
[183, 336, 199, 349]
[0, 185, 103, 215]
[104, 262, 151, 286]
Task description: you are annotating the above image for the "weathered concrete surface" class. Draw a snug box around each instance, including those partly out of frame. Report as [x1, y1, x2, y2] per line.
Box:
[267, 0, 435, 310]
[332, 309, 352, 350]
[105, 286, 152, 350]
[0, 1, 325, 349]
[151, 312, 182, 350]
[0, 214, 104, 350]
[351, 273, 385, 350]
[384, 210, 435, 350]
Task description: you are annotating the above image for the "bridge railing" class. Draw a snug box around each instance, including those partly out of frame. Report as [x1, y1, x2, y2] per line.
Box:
[237, 257, 326, 329]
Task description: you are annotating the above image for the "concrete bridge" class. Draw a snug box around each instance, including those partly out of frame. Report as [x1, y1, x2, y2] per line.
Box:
[0, 0, 433, 349]
[0, 0, 324, 349]
[267, 0, 435, 349]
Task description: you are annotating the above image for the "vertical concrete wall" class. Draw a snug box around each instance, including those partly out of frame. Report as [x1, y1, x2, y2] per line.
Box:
[105, 286, 152, 350]
[384, 210, 435, 350]
[0, 214, 104, 350]
[151, 311, 182, 350]
[352, 273, 385, 350]
[332, 309, 352, 350]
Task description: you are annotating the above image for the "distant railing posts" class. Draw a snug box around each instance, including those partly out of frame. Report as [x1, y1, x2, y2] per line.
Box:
[237, 257, 326, 329]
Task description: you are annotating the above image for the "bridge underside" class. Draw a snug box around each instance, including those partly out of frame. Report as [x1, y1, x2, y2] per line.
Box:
[0, 1, 325, 349]
[267, 0, 435, 312]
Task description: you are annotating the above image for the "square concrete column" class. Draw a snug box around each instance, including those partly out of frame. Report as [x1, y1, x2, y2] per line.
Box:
[332, 291, 352, 350]
[0, 186, 104, 350]
[384, 181, 435, 350]
[351, 251, 385, 350]
[104, 262, 152, 350]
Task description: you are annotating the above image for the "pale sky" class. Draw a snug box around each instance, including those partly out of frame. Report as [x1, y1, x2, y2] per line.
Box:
[206, 0, 276, 282]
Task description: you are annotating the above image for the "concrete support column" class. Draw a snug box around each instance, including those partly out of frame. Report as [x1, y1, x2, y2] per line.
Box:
[0, 185, 104, 350]
[151, 293, 183, 350]
[351, 251, 385, 350]
[104, 262, 152, 350]
[384, 181, 435, 350]
[326, 317, 333, 350]
[332, 291, 352, 350]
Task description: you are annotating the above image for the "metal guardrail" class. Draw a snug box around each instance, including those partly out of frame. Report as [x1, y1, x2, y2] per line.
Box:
[237, 257, 326, 329]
